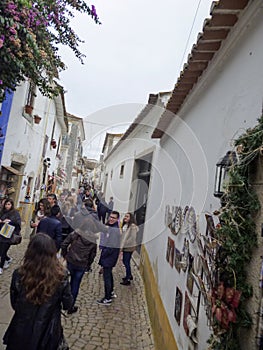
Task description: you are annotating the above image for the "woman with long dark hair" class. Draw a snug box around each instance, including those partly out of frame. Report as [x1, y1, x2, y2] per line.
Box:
[3, 233, 73, 350]
[120, 212, 139, 286]
[0, 198, 21, 274]
[30, 198, 50, 238]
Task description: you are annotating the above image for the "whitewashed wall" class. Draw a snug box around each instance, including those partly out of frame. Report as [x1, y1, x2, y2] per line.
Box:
[103, 98, 169, 217]
[143, 4, 263, 350]
[2, 80, 65, 203]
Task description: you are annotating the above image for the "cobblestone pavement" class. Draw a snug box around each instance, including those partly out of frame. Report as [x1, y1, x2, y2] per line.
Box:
[0, 233, 155, 350]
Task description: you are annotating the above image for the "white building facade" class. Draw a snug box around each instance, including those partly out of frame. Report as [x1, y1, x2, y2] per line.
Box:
[142, 1, 263, 349]
[0, 78, 68, 211]
[101, 93, 171, 219]
[102, 1, 263, 349]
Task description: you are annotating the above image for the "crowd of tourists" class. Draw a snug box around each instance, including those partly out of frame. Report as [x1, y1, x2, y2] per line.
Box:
[0, 185, 139, 350]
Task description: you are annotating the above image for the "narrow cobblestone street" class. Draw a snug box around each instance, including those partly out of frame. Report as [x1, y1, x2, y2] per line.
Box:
[0, 230, 155, 350]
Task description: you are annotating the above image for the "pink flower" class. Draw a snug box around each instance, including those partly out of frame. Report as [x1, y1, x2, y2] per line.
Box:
[0, 35, 5, 49]
[91, 5, 97, 17]
[9, 27, 17, 35]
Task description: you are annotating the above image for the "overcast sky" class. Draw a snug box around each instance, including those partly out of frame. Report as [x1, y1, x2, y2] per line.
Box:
[59, 0, 213, 159]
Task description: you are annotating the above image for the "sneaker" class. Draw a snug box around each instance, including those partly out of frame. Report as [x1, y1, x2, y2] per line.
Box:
[3, 261, 10, 269]
[120, 279, 131, 286]
[122, 275, 133, 281]
[0, 268, 3, 275]
[96, 298, 112, 305]
[67, 306, 78, 314]
[111, 291, 117, 298]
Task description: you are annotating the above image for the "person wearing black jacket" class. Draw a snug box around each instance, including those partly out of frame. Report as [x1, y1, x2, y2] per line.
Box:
[97, 211, 121, 305]
[37, 205, 62, 251]
[3, 233, 73, 350]
[0, 198, 21, 275]
[61, 198, 107, 314]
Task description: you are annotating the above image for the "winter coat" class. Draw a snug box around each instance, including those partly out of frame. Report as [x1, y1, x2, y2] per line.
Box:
[99, 222, 121, 268]
[97, 200, 108, 216]
[61, 231, 97, 270]
[121, 223, 139, 252]
[36, 215, 62, 251]
[107, 200, 114, 213]
[0, 209, 21, 244]
[3, 269, 73, 350]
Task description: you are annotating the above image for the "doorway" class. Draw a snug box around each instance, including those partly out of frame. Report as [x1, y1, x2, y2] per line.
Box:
[134, 153, 152, 252]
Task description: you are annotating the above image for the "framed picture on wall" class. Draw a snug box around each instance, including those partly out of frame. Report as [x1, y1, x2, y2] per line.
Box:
[183, 291, 191, 335]
[205, 213, 215, 238]
[187, 269, 194, 295]
[174, 248, 181, 273]
[174, 287, 183, 325]
[166, 237, 175, 268]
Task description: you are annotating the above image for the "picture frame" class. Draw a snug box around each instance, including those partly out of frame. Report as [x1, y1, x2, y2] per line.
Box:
[205, 213, 215, 238]
[183, 291, 191, 335]
[187, 266, 194, 295]
[166, 237, 175, 268]
[174, 287, 183, 325]
[174, 247, 181, 273]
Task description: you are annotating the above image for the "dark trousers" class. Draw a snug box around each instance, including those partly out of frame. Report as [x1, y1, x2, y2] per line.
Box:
[67, 262, 85, 304]
[123, 251, 133, 279]
[103, 266, 113, 300]
[98, 212, 107, 224]
[0, 242, 10, 269]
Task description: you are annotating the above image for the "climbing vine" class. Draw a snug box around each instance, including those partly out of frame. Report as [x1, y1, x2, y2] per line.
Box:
[0, 0, 101, 102]
[208, 116, 263, 349]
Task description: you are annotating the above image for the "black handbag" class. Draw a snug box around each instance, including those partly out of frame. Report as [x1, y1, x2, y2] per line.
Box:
[10, 232, 22, 245]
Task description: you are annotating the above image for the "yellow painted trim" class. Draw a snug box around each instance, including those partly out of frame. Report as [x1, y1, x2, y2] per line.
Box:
[140, 245, 178, 350]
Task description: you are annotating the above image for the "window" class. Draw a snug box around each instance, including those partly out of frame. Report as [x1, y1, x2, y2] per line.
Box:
[120, 164, 125, 178]
[110, 169, 113, 180]
[25, 81, 36, 107]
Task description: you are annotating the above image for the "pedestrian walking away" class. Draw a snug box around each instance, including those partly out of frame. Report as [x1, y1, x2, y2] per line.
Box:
[97, 210, 121, 305]
[3, 233, 73, 350]
[62, 198, 108, 313]
[37, 204, 62, 251]
[120, 212, 139, 285]
[106, 196, 114, 220]
[97, 194, 108, 224]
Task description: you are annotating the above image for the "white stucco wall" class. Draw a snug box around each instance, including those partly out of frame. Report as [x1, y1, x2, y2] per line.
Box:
[103, 100, 169, 217]
[2, 80, 65, 203]
[143, 4, 263, 350]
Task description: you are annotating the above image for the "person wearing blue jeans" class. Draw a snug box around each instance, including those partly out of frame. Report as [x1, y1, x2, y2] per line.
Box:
[103, 266, 114, 300]
[67, 262, 86, 303]
[61, 198, 107, 313]
[122, 251, 133, 281]
[120, 212, 139, 286]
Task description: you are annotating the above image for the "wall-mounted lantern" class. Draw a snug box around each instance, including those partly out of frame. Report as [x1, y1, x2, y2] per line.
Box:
[214, 151, 237, 198]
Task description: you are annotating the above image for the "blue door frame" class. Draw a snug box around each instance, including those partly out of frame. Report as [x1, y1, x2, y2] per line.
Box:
[0, 90, 14, 164]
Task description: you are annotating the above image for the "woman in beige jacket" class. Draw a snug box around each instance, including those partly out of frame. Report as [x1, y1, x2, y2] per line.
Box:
[120, 213, 139, 285]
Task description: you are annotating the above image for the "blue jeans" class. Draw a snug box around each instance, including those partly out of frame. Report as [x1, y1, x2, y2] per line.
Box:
[67, 262, 85, 303]
[122, 251, 133, 279]
[103, 267, 113, 300]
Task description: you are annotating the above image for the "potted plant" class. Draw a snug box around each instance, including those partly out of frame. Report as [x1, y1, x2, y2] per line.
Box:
[24, 104, 33, 114]
[34, 115, 41, 124]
